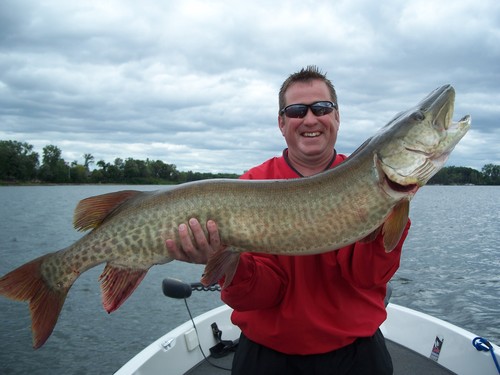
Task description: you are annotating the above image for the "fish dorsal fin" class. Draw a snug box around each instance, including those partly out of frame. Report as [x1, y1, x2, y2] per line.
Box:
[73, 190, 142, 231]
[382, 200, 410, 252]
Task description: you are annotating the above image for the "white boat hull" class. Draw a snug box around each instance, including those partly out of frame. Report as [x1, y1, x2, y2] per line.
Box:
[115, 303, 500, 375]
[115, 305, 238, 375]
[381, 304, 499, 374]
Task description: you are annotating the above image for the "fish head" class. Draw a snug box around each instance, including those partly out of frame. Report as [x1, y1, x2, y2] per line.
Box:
[374, 84, 471, 195]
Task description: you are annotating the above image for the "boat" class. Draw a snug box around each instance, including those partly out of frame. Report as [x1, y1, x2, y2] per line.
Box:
[115, 278, 500, 375]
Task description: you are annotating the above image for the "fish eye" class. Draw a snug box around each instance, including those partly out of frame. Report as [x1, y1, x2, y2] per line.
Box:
[411, 111, 425, 121]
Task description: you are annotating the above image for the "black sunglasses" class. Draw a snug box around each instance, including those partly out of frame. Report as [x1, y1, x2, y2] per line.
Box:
[280, 101, 337, 118]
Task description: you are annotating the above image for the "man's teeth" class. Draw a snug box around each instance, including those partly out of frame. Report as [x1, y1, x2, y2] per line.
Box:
[303, 132, 320, 137]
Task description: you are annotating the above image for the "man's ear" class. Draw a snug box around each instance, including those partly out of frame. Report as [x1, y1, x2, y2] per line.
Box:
[278, 115, 285, 136]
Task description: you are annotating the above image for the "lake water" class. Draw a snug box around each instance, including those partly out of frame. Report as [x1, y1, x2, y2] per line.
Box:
[0, 185, 498, 374]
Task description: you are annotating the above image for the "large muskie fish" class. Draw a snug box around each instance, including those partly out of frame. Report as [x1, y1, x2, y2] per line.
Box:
[0, 85, 470, 349]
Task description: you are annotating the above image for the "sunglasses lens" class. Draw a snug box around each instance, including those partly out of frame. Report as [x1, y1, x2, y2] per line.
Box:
[282, 101, 336, 118]
[284, 105, 308, 118]
[310, 102, 335, 116]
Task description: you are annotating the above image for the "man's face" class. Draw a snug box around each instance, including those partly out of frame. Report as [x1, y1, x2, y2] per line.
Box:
[278, 79, 340, 163]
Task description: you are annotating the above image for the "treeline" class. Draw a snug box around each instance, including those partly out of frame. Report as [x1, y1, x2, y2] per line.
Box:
[1, 140, 499, 185]
[0, 140, 239, 184]
[428, 164, 499, 185]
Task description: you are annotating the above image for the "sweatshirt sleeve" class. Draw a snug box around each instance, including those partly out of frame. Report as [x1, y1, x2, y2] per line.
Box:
[336, 219, 411, 289]
[221, 253, 287, 311]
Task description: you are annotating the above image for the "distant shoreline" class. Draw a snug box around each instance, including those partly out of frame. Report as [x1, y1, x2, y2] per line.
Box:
[1, 181, 498, 187]
[0, 181, 178, 186]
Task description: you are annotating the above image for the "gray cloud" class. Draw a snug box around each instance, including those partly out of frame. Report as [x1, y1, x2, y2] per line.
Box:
[1, 0, 499, 173]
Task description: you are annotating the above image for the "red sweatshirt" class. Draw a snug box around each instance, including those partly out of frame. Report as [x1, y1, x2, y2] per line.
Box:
[221, 150, 410, 355]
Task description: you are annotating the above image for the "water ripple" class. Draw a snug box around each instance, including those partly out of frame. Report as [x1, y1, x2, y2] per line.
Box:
[0, 185, 499, 374]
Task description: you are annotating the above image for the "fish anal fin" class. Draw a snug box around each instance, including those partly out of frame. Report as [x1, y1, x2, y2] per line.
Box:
[99, 264, 148, 313]
[73, 190, 142, 232]
[201, 247, 240, 288]
[0, 255, 69, 349]
[382, 200, 410, 252]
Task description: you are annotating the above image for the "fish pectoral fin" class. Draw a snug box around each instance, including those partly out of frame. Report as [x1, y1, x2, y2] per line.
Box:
[201, 247, 241, 289]
[382, 200, 410, 253]
[99, 264, 148, 313]
[360, 226, 382, 243]
[73, 190, 143, 231]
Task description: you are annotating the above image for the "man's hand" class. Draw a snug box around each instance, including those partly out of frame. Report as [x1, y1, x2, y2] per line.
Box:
[165, 218, 223, 264]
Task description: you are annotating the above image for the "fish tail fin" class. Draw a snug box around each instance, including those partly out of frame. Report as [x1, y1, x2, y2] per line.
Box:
[201, 247, 240, 288]
[99, 264, 148, 313]
[0, 255, 70, 349]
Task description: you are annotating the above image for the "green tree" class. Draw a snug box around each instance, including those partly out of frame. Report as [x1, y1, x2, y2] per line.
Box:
[0, 140, 39, 181]
[90, 160, 108, 183]
[124, 158, 151, 182]
[147, 159, 178, 181]
[430, 166, 487, 185]
[83, 153, 95, 170]
[96, 159, 108, 170]
[108, 158, 125, 182]
[39, 145, 68, 182]
[482, 164, 500, 185]
[70, 164, 89, 183]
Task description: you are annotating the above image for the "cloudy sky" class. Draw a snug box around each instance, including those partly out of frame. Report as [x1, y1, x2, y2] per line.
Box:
[0, 0, 498, 174]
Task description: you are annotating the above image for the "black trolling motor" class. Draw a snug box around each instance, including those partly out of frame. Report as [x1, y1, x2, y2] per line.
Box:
[162, 277, 221, 299]
[162, 277, 238, 361]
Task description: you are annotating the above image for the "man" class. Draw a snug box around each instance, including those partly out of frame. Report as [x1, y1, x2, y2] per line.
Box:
[166, 66, 410, 374]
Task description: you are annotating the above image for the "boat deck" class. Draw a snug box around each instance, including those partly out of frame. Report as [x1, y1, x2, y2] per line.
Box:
[186, 339, 455, 375]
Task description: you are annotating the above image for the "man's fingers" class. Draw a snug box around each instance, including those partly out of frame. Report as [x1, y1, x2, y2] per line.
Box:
[165, 218, 221, 264]
[166, 223, 197, 262]
[189, 218, 209, 250]
[207, 220, 221, 249]
[166, 238, 189, 262]
[178, 223, 190, 245]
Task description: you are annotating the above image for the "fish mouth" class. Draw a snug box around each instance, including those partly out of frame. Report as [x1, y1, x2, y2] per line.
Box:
[375, 154, 419, 196]
[377, 85, 470, 191]
[378, 114, 470, 195]
[445, 114, 471, 144]
[384, 174, 419, 194]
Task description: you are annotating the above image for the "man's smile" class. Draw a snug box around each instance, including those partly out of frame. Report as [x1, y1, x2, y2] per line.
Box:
[302, 131, 321, 137]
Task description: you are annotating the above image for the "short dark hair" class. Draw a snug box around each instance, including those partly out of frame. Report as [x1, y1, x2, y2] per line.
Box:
[278, 65, 337, 114]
